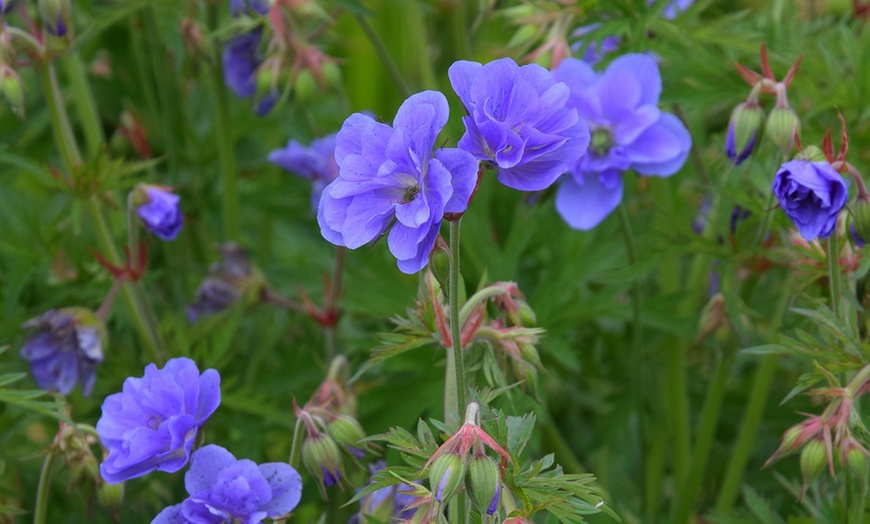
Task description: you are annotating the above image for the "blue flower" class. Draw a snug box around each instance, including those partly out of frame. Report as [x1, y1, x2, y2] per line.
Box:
[269, 134, 339, 211]
[317, 91, 479, 274]
[229, 0, 269, 17]
[649, 0, 695, 19]
[97, 357, 221, 484]
[19, 308, 103, 397]
[571, 24, 621, 65]
[350, 461, 417, 523]
[222, 29, 277, 115]
[449, 57, 590, 192]
[551, 53, 692, 229]
[136, 185, 183, 241]
[772, 160, 848, 241]
[152, 445, 302, 524]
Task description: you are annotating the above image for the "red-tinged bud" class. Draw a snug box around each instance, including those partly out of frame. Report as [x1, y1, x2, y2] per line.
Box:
[765, 105, 800, 155]
[502, 517, 534, 524]
[181, 18, 213, 65]
[726, 102, 764, 166]
[466, 453, 500, 516]
[428, 453, 465, 503]
[800, 438, 827, 482]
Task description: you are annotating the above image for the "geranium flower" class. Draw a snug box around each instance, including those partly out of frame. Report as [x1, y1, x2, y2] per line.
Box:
[152, 445, 302, 524]
[317, 91, 478, 274]
[97, 357, 221, 483]
[135, 185, 183, 241]
[222, 29, 277, 115]
[19, 308, 104, 396]
[448, 57, 589, 192]
[269, 134, 339, 212]
[772, 160, 848, 241]
[552, 53, 692, 229]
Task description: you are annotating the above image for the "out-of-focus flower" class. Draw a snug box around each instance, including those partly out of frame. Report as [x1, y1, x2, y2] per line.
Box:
[1, 0, 20, 15]
[229, 0, 268, 17]
[552, 53, 692, 229]
[772, 160, 848, 241]
[133, 185, 182, 241]
[187, 244, 266, 323]
[269, 134, 339, 211]
[649, 0, 695, 19]
[222, 29, 277, 115]
[151, 444, 301, 524]
[19, 308, 104, 397]
[38, 0, 71, 36]
[1, 64, 24, 118]
[351, 461, 416, 523]
[448, 57, 589, 192]
[570, 24, 620, 65]
[97, 357, 221, 484]
[318, 91, 478, 274]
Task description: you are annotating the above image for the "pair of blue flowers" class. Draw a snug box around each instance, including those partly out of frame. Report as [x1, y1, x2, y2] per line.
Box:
[310, 54, 692, 274]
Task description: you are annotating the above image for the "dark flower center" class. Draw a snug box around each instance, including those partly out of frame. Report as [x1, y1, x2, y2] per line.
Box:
[399, 184, 421, 205]
[591, 127, 614, 156]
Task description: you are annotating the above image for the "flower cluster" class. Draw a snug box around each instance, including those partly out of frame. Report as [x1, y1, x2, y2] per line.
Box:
[551, 53, 692, 229]
[97, 357, 221, 483]
[318, 91, 478, 274]
[152, 445, 302, 524]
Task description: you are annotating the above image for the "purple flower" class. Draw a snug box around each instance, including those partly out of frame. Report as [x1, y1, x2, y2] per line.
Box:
[268, 134, 339, 211]
[649, 0, 695, 19]
[571, 25, 621, 65]
[136, 185, 183, 241]
[97, 357, 221, 484]
[552, 54, 692, 229]
[222, 29, 277, 115]
[19, 308, 103, 397]
[152, 445, 302, 524]
[725, 122, 755, 166]
[229, 0, 269, 17]
[448, 57, 590, 192]
[187, 244, 262, 323]
[317, 91, 479, 274]
[350, 461, 417, 523]
[772, 160, 848, 241]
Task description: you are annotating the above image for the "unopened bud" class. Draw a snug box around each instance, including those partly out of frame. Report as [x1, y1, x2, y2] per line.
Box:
[302, 433, 343, 487]
[96, 480, 124, 510]
[851, 196, 870, 247]
[466, 454, 500, 516]
[800, 438, 827, 482]
[517, 342, 541, 367]
[516, 301, 536, 327]
[181, 18, 213, 65]
[293, 69, 316, 102]
[794, 145, 827, 163]
[38, 0, 71, 36]
[428, 453, 465, 503]
[846, 445, 868, 477]
[765, 106, 800, 154]
[725, 102, 764, 166]
[320, 60, 342, 89]
[429, 248, 450, 294]
[1, 64, 24, 118]
[327, 414, 366, 457]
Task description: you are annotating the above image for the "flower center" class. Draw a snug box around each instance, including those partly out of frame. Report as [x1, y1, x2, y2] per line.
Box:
[591, 127, 614, 156]
[147, 414, 164, 430]
[399, 183, 421, 205]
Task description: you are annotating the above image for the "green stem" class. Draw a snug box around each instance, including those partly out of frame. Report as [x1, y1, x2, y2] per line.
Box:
[447, 219, 467, 421]
[143, 7, 182, 182]
[61, 54, 104, 159]
[207, 3, 241, 241]
[617, 202, 643, 363]
[829, 231, 842, 320]
[353, 13, 411, 98]
[288, 418, 304, 470]
[36, 59, 166, 362]
[33, 449, 58, 524]
[670, 350, 734, 524]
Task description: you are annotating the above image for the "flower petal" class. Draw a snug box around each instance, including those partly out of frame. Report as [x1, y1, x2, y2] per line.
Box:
[556, 170, 624, 230]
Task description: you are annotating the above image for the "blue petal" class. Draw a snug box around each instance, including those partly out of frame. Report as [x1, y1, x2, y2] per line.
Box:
[556, 170, 624, 230]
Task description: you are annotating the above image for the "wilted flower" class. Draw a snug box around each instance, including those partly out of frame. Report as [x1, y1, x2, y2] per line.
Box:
[97, 357, 221, 483]
[187, 244, 266, 322]
[229, 0, 268, 17]
[552, 53, 692, 229]
[223, 29, 277, 115]
[19, 308, 104, 397]
[269, 134, 339, 211]
[134, 185, 182, 241]
[772, 160, 848, 241]
[152, 444, 302, 524]
[448, 57, 589, 192]
[318, 91, 478, 274]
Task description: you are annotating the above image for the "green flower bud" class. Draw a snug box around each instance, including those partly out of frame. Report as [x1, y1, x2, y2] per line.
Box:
[320, 61, 342, 89]
[517, 301, 536, 327]
[466, 454, 500, 516]
[327, 414, 366, 456]
[765, 106, 800, 154]
[428, 453, 466, 503]
[96, 481, 124, 510]
[800, 438, 827, 482]
[852, 196, 870, 247]
[517, 342, 541, 367]
[794, 145, 827, 163]
[726, 102, 764, 165]
[429, 247, 450, 294]
[38, 0, 71, 36]
[845, 444, 868, 477]
[293, 69, 316, 102]
[0, 64, 24, 118]
[302, 432, 343, 488]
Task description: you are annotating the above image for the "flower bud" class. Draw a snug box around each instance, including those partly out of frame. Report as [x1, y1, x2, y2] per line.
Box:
[0, 64, 24, 118]
[132, 184, 183, 241]
[302, 432, 343, 488]
[181, 18, 213, 65]
[516, 301, 536, 327]
[327, 414, 366, 458]
[320, 60, 342, 89]
[466, 454, 500, 516]
[38, 0, 71, 36]
[429, 247, 450, 294]
[765, 106, 800, 154]
[517, 341, 541, 368]
[794, 145, 827, 162]
[845, 445, 868, 477]
[293, 69, 317, 102]
[852, 196, 870, 248]
[428, 453, 465, 503]
[800, 438, 827, 482]
[96, 480, 124, 510]
[725, 102, 764, 166]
